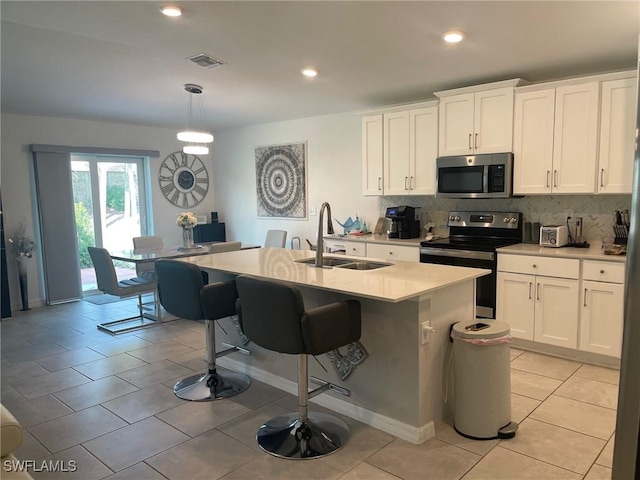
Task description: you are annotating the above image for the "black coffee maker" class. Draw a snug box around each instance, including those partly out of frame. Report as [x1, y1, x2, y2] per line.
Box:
[385, 206, 420, 239]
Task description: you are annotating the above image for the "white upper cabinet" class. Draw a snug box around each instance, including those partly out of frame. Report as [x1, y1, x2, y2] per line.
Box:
[362, 114, 384, 195]
[598, 77, 637, 194]
[552, 82, 599, 194]
[409, 107, 438, 195]
[437, 93, 475, 155]
[514, 71, 636, 195]
[363, 103, 438, 196]
[383, 107, 438, 195]
[514, 82, 599, 194]
[383, 111, 411, 195]
[513, 89, 556, 194]
[436, 82, 519, 156]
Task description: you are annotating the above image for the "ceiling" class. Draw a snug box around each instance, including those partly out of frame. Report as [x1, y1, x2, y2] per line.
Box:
[1, 1, 638, 132]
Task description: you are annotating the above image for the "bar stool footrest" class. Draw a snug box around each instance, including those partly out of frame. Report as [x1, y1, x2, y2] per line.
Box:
[310, 376, 351, 397]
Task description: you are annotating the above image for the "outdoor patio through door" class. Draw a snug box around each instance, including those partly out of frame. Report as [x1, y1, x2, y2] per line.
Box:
[71, 155, 149, 292]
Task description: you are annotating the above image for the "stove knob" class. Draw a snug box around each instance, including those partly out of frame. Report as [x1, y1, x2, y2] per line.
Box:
[455, 216, 461, 221]
[449, 215, 455, 221]
[510, 218, 518, 223]
[503, 217, 510, 223]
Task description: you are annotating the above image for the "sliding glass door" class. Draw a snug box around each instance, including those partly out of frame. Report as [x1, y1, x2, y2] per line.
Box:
[71, 155, 149, 292]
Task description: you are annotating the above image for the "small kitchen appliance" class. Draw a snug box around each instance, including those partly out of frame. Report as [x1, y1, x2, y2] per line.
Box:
[436, 152, 514, 199]
[385, 206, 420, 239]
[539, 225, 569, 247]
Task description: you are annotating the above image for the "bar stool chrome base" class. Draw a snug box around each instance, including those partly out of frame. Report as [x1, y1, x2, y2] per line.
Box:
[257, 412, 349, 459]
[173, 369, 250, 401]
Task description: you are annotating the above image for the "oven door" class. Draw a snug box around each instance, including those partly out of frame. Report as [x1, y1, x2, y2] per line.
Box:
[420, 247, 496, 319]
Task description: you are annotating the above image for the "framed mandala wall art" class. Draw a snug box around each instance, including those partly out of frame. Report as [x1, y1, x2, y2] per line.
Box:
[255, 142, 307, 219]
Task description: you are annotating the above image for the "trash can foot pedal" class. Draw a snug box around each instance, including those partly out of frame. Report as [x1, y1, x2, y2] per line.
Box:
[497, 421, 518, 439]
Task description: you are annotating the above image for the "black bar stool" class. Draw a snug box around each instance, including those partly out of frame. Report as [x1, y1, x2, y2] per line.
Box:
[155, 260, 250, 401]
[236, 274, 361, 459]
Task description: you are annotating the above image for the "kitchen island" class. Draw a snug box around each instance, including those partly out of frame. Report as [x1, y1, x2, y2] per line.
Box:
[177, 247, 489, 444]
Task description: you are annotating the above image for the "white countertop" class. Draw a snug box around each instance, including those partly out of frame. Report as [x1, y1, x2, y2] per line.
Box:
[324, 234, 423, 247]
[178, 247, 489, 303]
[497, 243, 626, 263]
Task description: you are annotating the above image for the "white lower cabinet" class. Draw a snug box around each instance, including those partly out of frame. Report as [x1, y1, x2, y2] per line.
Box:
[579, 261, 625, 357]
[497, 255, 579, 349]
[366, 243, 419, 262]
[324, 239, 366, 257]
[496, 272, 534, 340]
[533, 277, 579, 348]
[498, 254, 625, 358]
[497, 271, 578, 348]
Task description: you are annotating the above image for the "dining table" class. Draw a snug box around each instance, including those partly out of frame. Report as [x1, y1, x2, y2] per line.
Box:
[110, 242, 260, 264]
[108, 242, 260, 326]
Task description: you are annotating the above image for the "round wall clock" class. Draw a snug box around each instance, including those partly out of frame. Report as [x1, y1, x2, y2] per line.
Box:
[159, 151, 209, 207]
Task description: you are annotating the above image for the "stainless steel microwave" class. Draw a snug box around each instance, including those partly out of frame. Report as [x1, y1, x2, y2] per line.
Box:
[436, 153, 514, 199]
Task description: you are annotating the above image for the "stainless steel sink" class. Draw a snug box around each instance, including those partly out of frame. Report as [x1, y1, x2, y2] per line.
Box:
[295, 257, 392, 270]
[295, 257, 355, 267]
[335, 261, 392, 270]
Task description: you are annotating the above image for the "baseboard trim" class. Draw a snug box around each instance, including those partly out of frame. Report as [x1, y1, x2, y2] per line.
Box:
[218, 356, 435, 445]
[512, 339, 621, 369]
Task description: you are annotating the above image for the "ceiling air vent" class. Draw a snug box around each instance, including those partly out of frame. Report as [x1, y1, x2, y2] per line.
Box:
[188, 53, 226, 69]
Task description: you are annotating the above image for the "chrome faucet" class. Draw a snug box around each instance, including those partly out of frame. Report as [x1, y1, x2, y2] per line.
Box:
[314, 202, 335, 267]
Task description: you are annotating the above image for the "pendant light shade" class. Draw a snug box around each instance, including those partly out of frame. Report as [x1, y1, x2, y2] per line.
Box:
[177, 131, 214, 143]
[177, 83, 213, 154]
[183, 145, 209, 155]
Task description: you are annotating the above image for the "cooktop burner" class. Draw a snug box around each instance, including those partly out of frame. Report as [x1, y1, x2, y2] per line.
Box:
[421, 236, 521, 252]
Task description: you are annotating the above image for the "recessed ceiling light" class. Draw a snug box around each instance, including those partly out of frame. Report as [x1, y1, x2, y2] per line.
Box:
[443, 30, 465, 44]
[302, 68, 318, 78]
[161, 6, 182, 17]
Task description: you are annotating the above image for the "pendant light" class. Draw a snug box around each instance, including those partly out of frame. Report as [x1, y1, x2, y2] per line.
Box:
[177, 83, 213, 155]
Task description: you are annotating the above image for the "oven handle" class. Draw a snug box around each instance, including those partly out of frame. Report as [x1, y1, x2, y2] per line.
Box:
[420, 247, 494, 262]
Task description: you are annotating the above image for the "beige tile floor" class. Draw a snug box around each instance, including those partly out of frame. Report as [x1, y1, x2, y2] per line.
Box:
[1, 299, 619, 479]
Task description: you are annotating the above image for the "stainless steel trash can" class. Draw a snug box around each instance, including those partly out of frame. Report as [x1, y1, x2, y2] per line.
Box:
[451, 319, 518, 440]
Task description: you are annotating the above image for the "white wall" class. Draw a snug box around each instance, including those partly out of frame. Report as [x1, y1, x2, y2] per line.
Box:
[211, 111, 379, 247]
[2, 110, 631, 310]
[1, 113, 219, 307]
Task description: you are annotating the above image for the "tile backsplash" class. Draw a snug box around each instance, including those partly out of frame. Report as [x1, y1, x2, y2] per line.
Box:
[379, 195, 632, 243]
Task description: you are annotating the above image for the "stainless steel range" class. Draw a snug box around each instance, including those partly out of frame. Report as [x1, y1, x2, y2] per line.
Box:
[420, 211, 522, 319]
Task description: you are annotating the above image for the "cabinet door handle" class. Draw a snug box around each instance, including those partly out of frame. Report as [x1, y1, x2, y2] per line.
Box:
[554, 170, 558, 188]
[410, 176, 414, 190]
[378, 177, 382, 191]
[546, 171, 550, 188]
[405, 177, 409, 190]
[584, 288, 588, 307]
[600, 169, 605, 188]
[474, 133, 478, 149]
[528, 282, 532, 299]
[600, 269, 605, 274]
[536, 283, 540, 301]
[468, 133, 472, 150]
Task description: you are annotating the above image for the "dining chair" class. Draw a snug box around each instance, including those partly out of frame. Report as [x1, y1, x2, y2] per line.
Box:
[155, 259, 250, 400]
[132, 236, 164, 280]
[87, 246, 158, 334]
[209, 241, 242, 254]
[265, 230, 287, 248]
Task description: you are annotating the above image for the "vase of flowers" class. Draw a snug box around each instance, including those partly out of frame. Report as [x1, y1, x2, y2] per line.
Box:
[176, 212, 198, 249]
[8, 224, 35, 311]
